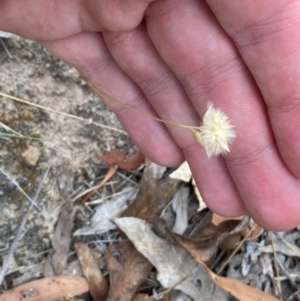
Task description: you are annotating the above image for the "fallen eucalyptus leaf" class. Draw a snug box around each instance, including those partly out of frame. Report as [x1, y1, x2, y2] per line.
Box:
[44, 203, 76, 276]
[0, 276, 88, 301]
[107, 161, 180, 301]
[75, 243, 108, 301]
[171, 187, 189, 235]
[114, 217, 228, 300]
[73, 188, 137, 236]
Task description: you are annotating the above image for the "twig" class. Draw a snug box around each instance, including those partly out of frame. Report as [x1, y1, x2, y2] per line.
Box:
[271, 233, 283, 300]
[81, 165, 118, 204]
[140, 275, 189, 301]
[116, 171, 139, 187]
[288, 289, 300, 301]
[82, 75, 199, 131]
[0, 38, 12, 58]
[0, 122, 22, 135]
[217, 223, 257, 275]
[71, 180, 117, 203]
[0, 164, 51, 285]
[85, 189, 132, 205]
[0, 91, 127, 135]
[0, 168, 41, 211]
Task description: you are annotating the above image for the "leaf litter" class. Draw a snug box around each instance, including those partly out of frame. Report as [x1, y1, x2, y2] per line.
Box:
[114, 216, 229, 301]
[75, 242, 109, 301]
[44, 201, 77, 277]
[105, 160, 181, 301]
[1, 36, 300, 301]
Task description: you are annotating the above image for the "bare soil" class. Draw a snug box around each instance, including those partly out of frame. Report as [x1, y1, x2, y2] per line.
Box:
[0, 36, 133, 289]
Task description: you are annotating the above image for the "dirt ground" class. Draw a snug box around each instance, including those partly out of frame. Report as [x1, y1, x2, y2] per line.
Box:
[0, 36, 136, 289]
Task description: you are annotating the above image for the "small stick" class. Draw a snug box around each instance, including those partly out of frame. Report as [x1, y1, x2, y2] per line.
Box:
[81, 165, 118, 204]
[217, 223, 256, 275]
[0, 38, 12, 58]
[0, 164, 51, 285]
[82, 77, 199, 131]
[0, 91, 127, 135]
[0, 168, 41, 211]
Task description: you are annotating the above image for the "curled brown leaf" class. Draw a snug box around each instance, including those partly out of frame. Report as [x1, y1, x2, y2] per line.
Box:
[100, 149, 145, 170]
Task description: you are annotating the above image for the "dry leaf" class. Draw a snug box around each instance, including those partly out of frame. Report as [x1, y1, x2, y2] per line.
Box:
[122, 160, 179, 222]
[174, 233, 217, 263]
[191, 178, 206, 212]
[81, 164, 118, 204]
[44, 203, 76, 276]
[116, 217, 280, 301]
[107, 161, 180, 301]
[160, 183, 199, 234]
[169, 161, 206, 212]
[0, 276, 89, 301]
[75, 243, 108, 301]
[106, 241, 151, 301]
[74, 188, 137, 236]
[208, 271, 280, 301]
[192, 214, 252, 251]
[153, 218, 216, 264]
[100, 149, 145, 170]
[259, 240, 300, 257]
[216, 216, 262, 250]
[169, 161, 192, 183]
[211, 213, 242, 227]
[91, 187, 136, 230]
[172, 214, 255, 263]
[170, 187, 189, 235]
[158, 217, 260, 265]
[12, 263, 44, 287]
[114, 217, 228, 301]
[170, 291, 192, 301]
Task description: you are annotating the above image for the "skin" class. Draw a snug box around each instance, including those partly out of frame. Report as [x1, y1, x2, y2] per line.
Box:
[1, 0, 300, 230]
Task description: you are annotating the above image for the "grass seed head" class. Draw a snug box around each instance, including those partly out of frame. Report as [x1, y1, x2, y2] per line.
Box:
[199, 103, 236, 157]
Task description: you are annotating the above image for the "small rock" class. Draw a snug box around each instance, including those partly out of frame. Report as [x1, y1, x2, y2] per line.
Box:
[21, 145, 41, 166]
[9, 203, 18, 210]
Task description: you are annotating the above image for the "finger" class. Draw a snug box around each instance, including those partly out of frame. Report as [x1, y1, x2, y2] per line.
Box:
[103, 21, 245, 216]
[147, 0, 300, 230]
[82, 0, 157, 32]
[103, 23, 200, 151]
[43, 31, 183, 166]
[0, 0, 155, 40]
[205, 0, 300, 229]
[206, 0, 300, 178]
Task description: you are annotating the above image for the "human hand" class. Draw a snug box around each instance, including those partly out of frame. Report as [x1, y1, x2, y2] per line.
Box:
[1, 0, 299, 231]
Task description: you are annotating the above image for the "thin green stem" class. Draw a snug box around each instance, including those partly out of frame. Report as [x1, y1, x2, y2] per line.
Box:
[0, 132, 44, 141]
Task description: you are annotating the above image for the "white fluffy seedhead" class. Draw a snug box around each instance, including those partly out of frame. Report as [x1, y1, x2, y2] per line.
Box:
[199, 103, 236, 157]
